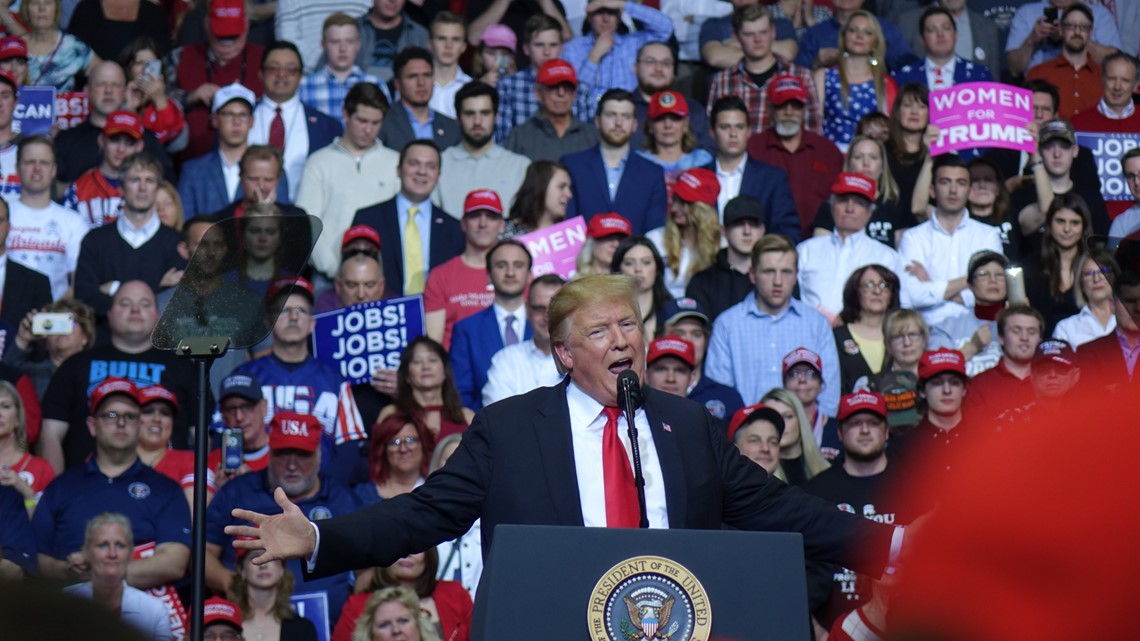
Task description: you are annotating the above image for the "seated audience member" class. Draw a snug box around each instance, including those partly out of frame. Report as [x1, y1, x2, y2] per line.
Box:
[1008, 0, 1118, 82]
[315, 252, 386, 314]
[354, 412, 436, 506]
[890, 348, 969, 481]
[637, 90, 714, 187]
[896, 0, 1001, 79]
[1020, 192, 1091, 335]
[0, 485, 36, 577]
[209, 373, 272, 482]
[435, 82, 530, 221]
[560, 0, 673, 106]
[647, 168, 721, 298]
[705, 235, 841, 413]
[247, 41, 343, 201]
[424, 191, 501, 348]
[855, 110, 890, 143]
[295, 81, 399, 281]
[470, 24, 517, 89]
[495, 15, 594, 143]
[748, 74, 843, 240]
[6, 136, 89, 301]
[631, 41, 713, 150]
[761, 387, 833, 480]
[699, 0, 797, 73]
[1053, 251, 1117, 348]
[482, 274, 566, 406]
[155, 181, 184, 230]
[0, 196, 51, 331]
[205, 411, 359, 619]
[425, 13, 470, 120]
[74, 152, 185, 317]
[504, 59, 600, 162]
[0, 379, 53, 513]
[612, 236, 671, 338]
[299, 12, 388, 125]
[1071, 53, 1140, 146]
[211, 145, 303, 219]
[797, 0, 917, 72]
[727, 402, 785, 478]
[705, 96, 799, 240]
[893, 6, 993, 91]
[379, 47, 462, 152]
[563, 88, 668, 236]
[575, 212, 632, 277]
[899, 155, 1003, 325]
[644, 335, 698, 399]
[352, 140, 465, 297]
[855, 308, 929, 434]
[833, 265, 902, 395]
[137, 384, 214, 514]
[501, 160, 572, 238]
[0, 67, 16, 198]
[169, 0, 266, 161]
[965, 157, 1016, 256]
[21, 0, 94, 92]
[1076, 268, 1140, 391]
[119, 38, 185, 147]
[997, 339, 1083, 427]
[930, 250, 1009, 376]
[36, 378, 191, 588]
[707, 5, 818, 135]
[1108, 148, 1140, 237]
[200, 598, 247, 641]
[1024, 3, 1104, 120]
[336, 559, 470, 641]
[659, 297, 744, 426]
[685, 195, 765, 323]
[375, 337, 474, 443]
[62, 513, 174, 641]
[226, 547, 318, 641]
[451, 240, 532, 410]
[5, 299, 94, 398]
[350, 0, 429, 82]
[782, 347, 842, 460]
[813, 135, 911, 248]
[797, 173, 906, 322]
[967, 304, 1044, 422]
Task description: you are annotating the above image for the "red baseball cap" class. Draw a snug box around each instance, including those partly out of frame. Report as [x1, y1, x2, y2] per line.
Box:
[103, 110, 144, 140]
[673, 168, 719, 206]
[536, 59, 578, 87]
[463, 189, 505, 217]
[90, 377, 141, 414]
[647, 336, 696, 368]
[341, 224, 381, 251]
[782, 346, 823, 376]
[0, 69, 16, 92]
[727, 403, 786, 442]
[918, 348, 967, 382]
[586, 212, 632, 239]
[648, 90, 688, 119]
[769, 73, 808, 106]
[266, 275, 314, 305]
[209, 0, 247, 38]
[138, 384, 180, 413]
[203, 596, 243, 631]
[268, 411, 322, 453]
[837, 391, 888, 422]
[831, 172, 877, 202]
[0, 36, 27, 61]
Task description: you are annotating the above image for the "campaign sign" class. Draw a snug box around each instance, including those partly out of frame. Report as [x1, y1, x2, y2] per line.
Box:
[311, 295, 424, 385]
[929, 82, 1034, 155]
[14, 86, 55, 136]
[1076, 132, 1140, 203]
[291, 592, 330, 641]
[55, 91, 89, 130]
[517, 215, 587, 279]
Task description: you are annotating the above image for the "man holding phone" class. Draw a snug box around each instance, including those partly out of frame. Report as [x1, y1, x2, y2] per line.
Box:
[1005, 0, 1120, 77]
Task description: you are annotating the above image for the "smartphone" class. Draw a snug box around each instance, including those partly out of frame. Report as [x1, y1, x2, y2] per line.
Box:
[1005, 266, 1027, 305]
[494, 54, 510, 75]
[31, 312, 73, 335]
[222, 427, 243, 473]
[143, 59, 161, 79]
[1043, 7, 1059, 22]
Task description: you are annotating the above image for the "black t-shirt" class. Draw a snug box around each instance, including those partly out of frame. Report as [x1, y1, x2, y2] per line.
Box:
[811, 196, 916, 248]
[1008, 181, 1109, 261]
[369, 22, 403, 73]
[747, 66, 778, 93]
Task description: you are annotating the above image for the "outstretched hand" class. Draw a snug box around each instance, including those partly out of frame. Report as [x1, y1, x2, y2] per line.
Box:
[225, 487, 317, 565]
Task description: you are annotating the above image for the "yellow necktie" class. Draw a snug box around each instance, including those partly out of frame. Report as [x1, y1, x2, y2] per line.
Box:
[404, 206, 425, 294]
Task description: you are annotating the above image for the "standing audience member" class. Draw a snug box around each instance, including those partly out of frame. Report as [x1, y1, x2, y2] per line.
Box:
[761, 387, 832, 484]
[1053, 251, 1116, 348]
[699, 0, 798, 72]
[781, 347, 842, 461]
[502, 160, 572, 238]
[378, 46, 460, 152]
[637, 90, 714, 186]
[896, 0, 1001, 79]
[833, 265, 902, 395]
[274, 0, 370, 73]
[575, 212, 632, 277]
[482, 274, 566, 406]
[812, 135, 910, 248]
[299, 13, 388, 125]
[891, 347, 969, 481]
[136, 384, 213, 515]
[504, 59, 599, 162]
[814, 11, 898, 152]
[1072, 52, 1140, 147]
[855, 308, 929, 433]
[227, 548, 318, 641]
[727, 402, 785, 477]
[1076, 265, 1140, 391]
[426, 13, 471, 120]
[1024, 3, 1103, 119]
[1021, 192, 1091, 335]
[630, 41, 713, 151]
[119, 37, 185, 147]
[661, 297, 744, 427]
[67, 0, 171, 62]
[889, 83, 933, 215]
[929, 250, 1009, 376]
[967, 304, 1044, 421]
[375, 336, 474, 441]
[354, 412, 435, 505]
[0, 196, 52, 332]
[0, 380, 54, 514]
[5, 299, 95, 398]
[797, 0, 917, 72]
[644, 336, 699, 399]
[686, 195, 765, 323]
[351, 0, 429, 82]
[893, 6, 993, 90]
[612, 236, 670, 338]
[646, 167, 720, 298]
[335, 555, 468, 641]
[965, 157, 1015, 256]
[22, 0, 95, 91]
[1005, 0, 1119, 78]
[209, 373, 272, 480]
[469, 24, 516, 89]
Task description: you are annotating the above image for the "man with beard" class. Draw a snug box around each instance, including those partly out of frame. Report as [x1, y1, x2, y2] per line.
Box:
[748, 74, 843, 240]
[435, 82, 530, 218]
[630, 42, 713, 151]
[378, 47, 460, 153]
[1025, 3, 1105, 119]
[562, 89, 668, 235]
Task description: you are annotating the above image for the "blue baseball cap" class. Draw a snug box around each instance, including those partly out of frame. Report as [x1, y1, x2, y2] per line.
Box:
[220, 373, 262, 402]
[660, 297, 709, 327]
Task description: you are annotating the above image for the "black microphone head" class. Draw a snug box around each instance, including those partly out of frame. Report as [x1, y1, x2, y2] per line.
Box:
[616, 369, 643, 412]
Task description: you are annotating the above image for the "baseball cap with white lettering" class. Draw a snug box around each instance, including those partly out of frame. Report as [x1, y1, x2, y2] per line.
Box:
[268, 411, 322, 452]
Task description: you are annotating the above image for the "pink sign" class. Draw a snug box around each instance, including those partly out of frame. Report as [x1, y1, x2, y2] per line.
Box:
[517, 216, 587, 279]
[929, 82, 1034, 155]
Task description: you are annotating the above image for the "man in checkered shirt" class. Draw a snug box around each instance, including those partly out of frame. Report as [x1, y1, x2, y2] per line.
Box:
[299, 12, 390, 126]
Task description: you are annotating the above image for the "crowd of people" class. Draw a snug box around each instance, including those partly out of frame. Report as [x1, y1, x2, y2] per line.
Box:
[0, 0, 1137, 640]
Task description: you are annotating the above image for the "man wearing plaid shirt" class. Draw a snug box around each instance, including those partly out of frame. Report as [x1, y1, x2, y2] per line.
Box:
[706, 4, 818, 134]
[299, 13, 391, 126]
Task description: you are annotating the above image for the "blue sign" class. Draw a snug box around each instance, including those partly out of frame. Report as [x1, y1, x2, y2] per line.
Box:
[311, 295, 425, 385]
[14, 86, 56, 136]
[1076, 132, 1140, 203]
[291, 592, 330, 641]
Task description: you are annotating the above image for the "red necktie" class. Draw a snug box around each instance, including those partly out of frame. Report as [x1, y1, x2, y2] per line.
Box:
[269, 106, 285, 151]
[602, 406, 639, 528]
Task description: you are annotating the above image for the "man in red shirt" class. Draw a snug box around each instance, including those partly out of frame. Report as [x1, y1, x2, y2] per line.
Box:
[1024, 3, 1102, 120]
[63, 111, 145, 228]
[965, 304, 1044, 422]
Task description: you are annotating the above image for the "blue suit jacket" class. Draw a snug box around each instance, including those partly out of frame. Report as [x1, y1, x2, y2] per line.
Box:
[704, 158, 801, 243]
[892, 56, 994, 90]
[303, 104, 342, 154]
[450, 306, 532, 410]
[177, 151, 291, 220]
[351, 198, 465, 298]
[562, 147, 667, 235]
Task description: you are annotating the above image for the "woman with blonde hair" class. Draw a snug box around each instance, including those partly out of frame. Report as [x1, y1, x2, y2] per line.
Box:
[646, 168, 721, 297]
[812, 135, 910, 247]
[227, 548, 317, 641]
[815, 10, 896, 152]
[760, 388, 832, 484]
[574, 213, 632, 277]
[351, 587, 443, 641]
[155, 181, 185, 230]
[856, 308, 930, 434]
[0, 380, 53, 514]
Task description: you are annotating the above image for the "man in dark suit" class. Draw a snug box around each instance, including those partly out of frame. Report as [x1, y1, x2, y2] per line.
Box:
[893, 7, 994, 91]
[379, 47, 460, 153]
[0, 198, 51, 330]
[897, 1, 1001, 80]
[227, 275, 905, 585]
[563, 89, 668, 235]
[352, 140, 464, 298]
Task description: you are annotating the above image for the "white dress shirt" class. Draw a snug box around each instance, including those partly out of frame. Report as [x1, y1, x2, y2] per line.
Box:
[925, 57, 957, 90]
[1053, 305, 1116, 348]
[248, 94, 310, 201]
[429, 68, 473, 119]
[646, 226, 691, 298]
[116, 213, 161, 249]
[715, 157, 746, 219]
[797, 229, 907, 319]
[491, 302, 526, 346]
[481, 340, 564, 406]
[567, 380, 669, 529]
[898, 211, 1002, 325]
[219, 150, 240, 202]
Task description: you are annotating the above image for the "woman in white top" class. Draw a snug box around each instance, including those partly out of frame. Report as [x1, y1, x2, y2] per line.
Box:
[1054, 251, 1117, 348]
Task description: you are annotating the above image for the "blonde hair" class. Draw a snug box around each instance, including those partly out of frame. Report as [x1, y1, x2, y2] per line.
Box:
[0, 381, 27, 450]
[882, 308, 929, 370]
[844, 135, 899, 204]
[228, 554, 298, 623]
[352, 587, 441, 641]
[84, 513, 134, 551]
[575, 238, 605, 277]
[760, 388, 831, 480]
[837, 11, 889, 112]
[664, 201, 720, 278]
[157, 180, 185, 231]
[548, 275, 641, 375]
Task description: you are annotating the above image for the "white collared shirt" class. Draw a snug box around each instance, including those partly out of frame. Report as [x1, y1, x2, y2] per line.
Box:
[0, 253, 7, 293]
[491, 301, 526, 346]
[1109, 204, 1140, 238]
[1053, 305, 1117, 348]
[797, 229, 907, 319]
[715, 157, 746, 219]
[219, 150, 241, 202]
[429, 68, 473, 119]
[1098, 98, 1136, 120]
[481, 339, 564, 406]
[116, 212, 161, 249]
[925, 57, 957, 90]
[567, 380, 669, 529]
[898, 210, 1002, 324]
[248, 94, 309, 200]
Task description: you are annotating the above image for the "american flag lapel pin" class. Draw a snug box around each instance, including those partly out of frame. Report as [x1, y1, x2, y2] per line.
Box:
[662, 422, 672, 433]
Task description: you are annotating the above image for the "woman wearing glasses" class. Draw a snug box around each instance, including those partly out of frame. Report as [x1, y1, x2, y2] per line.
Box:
[833, 265, 902, 395]
[354, 412, 436, 507]
[1053, 250, 1117, 348]
[855, 309, 930, 435]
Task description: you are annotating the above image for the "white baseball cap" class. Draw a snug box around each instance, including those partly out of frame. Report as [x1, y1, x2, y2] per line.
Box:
[211, 83, 256, 114]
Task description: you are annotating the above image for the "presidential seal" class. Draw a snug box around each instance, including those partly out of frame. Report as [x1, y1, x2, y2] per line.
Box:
[588, 556, 711, 641]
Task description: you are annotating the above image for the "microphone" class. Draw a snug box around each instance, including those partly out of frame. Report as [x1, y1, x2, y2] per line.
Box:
[616, 369, 649, 529]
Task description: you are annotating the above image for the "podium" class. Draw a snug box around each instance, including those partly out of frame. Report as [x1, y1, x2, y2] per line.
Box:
[471, 525, 809, 641]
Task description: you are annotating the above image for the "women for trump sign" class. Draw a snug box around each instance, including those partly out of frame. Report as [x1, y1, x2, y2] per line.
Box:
[929, 82, 1035, 156]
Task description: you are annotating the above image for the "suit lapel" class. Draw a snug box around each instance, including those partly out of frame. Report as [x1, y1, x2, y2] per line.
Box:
[382, 201, 404, 290]
[642, 388, 687, 528]
[592, 153, 615, 209]
[533, 381, 585, 526]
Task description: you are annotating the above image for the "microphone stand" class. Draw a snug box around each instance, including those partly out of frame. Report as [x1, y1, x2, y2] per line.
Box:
[618, 373, 649, 529]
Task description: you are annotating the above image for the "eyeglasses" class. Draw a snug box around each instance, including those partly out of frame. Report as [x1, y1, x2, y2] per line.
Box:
[1060, 22, 1092, 33]
[204, 632, 243, 641]
[860, 281, 891, 291]
[387, 436, 420, 449]
[263, 64, 302, 76]
[216, 110, 251, 122]
[889, 332, 923, 344]
[784, 368, 820, 382]
[221, 401, 256, 417]
[279, 306, 311, 316]
[973, 269, 1004, 281]
[1082, 266, 1111, 280]
[1125, 172, 1140, 182]
[637, 57, 673, 68]
[96, 411, 141, 424]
